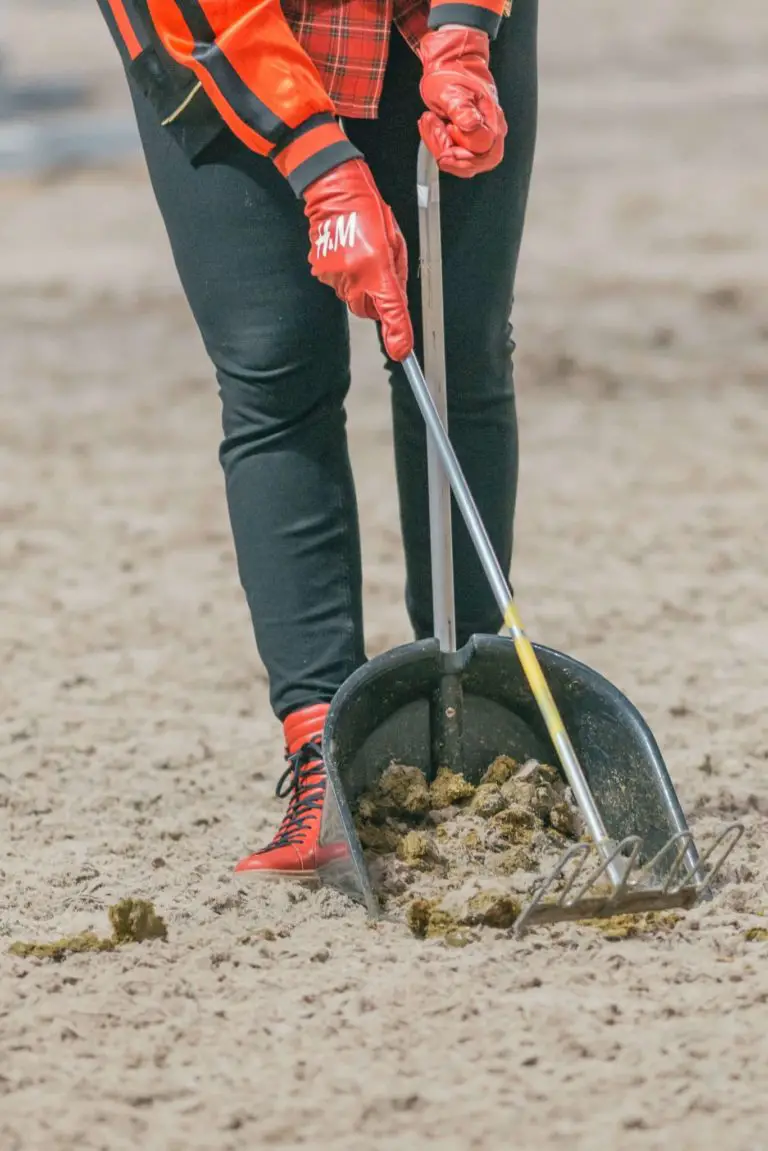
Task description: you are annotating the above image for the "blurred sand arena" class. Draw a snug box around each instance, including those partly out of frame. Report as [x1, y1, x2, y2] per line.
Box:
[1, 2, 767, 1148]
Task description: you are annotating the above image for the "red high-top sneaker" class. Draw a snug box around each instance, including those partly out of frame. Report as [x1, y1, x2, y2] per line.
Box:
[235, 703, 348, 879]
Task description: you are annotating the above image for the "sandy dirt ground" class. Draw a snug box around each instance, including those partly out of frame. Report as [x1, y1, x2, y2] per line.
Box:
[1, 1, 768, 1148]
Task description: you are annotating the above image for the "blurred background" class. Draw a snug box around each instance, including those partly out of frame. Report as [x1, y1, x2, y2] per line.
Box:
[0, 0, 138, 174]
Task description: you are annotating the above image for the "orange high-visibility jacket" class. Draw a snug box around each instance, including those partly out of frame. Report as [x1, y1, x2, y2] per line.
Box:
[98, 0, 507, 194]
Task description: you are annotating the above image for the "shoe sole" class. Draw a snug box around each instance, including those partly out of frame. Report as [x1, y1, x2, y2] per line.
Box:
[235, 869, 321, 884]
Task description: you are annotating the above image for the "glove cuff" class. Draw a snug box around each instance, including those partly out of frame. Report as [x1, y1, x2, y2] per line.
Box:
[272, 113, 362, 198]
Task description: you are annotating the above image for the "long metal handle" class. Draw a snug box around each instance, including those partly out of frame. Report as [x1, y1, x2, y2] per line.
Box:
[417, 144, 456, 654]
[401, 346, 623, 885]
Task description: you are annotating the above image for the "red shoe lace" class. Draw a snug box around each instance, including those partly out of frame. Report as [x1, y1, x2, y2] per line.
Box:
[264, 741, 326, 850]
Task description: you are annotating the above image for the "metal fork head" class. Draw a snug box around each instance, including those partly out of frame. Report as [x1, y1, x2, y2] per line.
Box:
[512, 821, 744, 938]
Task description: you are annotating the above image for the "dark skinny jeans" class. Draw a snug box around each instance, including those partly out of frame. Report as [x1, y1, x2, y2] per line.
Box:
[127, 2, 538, 720]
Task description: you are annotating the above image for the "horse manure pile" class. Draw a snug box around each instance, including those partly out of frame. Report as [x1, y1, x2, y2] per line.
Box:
[9, 898, 168, 961]
[354, 756, 583, 942]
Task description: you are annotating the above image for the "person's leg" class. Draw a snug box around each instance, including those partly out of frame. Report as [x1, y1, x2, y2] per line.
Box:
[346, 0, 538, 641]
[128, 85, 366, 722]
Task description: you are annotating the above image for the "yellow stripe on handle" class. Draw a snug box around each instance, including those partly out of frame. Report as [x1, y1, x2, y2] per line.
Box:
[400, 342, 616, 870]
[504, 602, 566, 742]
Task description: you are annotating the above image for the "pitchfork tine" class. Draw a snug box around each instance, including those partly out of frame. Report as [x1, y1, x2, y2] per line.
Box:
[678, 822, 744, 888]
[514, 844, 592, 935]
[631, 830, 698, 893]
[568, 836, 643, 905]
[555, 844, 595, 905]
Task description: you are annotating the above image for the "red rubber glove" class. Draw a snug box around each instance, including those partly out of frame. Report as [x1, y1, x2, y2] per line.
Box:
[419, 26, 507, 177]
[303, 158, 413, 361]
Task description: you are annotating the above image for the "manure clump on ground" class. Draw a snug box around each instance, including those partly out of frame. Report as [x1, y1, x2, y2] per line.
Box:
[578, 911, 682, 939]
[9, 899, 168, 961]
[354, 757, 583, 942]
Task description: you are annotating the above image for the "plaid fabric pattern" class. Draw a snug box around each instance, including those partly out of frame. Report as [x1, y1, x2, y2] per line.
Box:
[280, 0, 430, 118]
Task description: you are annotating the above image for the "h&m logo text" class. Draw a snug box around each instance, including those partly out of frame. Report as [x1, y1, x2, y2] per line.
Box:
[315, 212, 358, 259]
